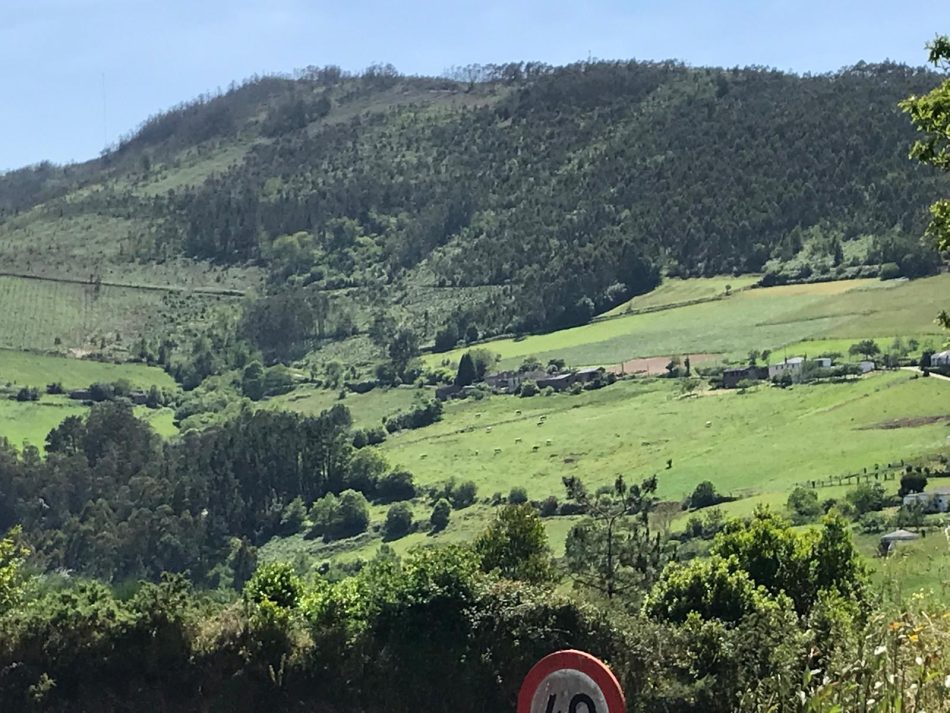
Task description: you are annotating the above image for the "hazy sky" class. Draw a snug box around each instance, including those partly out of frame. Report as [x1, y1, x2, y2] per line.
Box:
[3, 0, 950, 169]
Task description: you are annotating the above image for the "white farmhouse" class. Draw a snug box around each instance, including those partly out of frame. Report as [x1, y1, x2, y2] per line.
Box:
[902, 487, 950, 513]
[768, 357, 804, 380]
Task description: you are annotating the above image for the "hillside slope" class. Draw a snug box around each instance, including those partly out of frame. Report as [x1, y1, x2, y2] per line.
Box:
[0, 60, 944, 355]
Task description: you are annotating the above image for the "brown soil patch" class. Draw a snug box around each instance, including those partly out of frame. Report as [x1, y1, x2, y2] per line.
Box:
[861, 415, 949, 430]
[607, 353, 719, 376]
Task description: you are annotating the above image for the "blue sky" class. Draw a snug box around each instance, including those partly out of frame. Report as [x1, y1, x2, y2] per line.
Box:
[3, 0, 950, 170]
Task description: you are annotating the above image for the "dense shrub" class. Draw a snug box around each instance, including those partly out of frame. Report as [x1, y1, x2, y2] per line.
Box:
[689, 481, 724, 509]
[519, 380, 539, 397]
[308, 490, 371, 540]
[429, 498, 451, 532]
[383, 503, 414, 540]
[244, 561, 303, 609]
[384, 397, 443, 433]
[879, 261, 902, 279]
[441, 479, 478, 509]
[787, 486, 821, 524]
[845, 482, 886, 515]
[14, 386, 39, 402]
[644, 556, 776, 624]
[508, 486, 529, 505]
[376, 469, 416, 503]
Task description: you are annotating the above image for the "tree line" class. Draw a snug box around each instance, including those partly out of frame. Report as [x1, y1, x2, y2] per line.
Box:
[0, 401, 420, 583]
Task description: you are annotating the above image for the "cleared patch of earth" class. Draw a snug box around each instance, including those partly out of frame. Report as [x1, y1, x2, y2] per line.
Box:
[860, 414, 949, 430]
[606, 353, 719, 376]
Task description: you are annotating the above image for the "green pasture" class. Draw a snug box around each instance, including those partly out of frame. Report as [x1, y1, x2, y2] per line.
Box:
[0, 396, 87, 450]
[256, 370, 949, 573]
[602, 275, 761, 317]
[137, 407, 179, 439]
[0, 394, 177, 452]
[379, 371, 950, 505]
[856, 527, 950, 605]
[426, 275, 948, 370]
[267, 384, 422, 429]
[0, 348, 176, 390]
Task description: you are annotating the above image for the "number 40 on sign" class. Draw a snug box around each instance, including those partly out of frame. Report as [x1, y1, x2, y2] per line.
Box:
[517, 650, 626, 713]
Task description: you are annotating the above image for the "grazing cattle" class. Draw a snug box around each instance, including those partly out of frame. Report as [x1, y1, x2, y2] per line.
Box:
[705, 421, 712, 428]
[486, 426, 492, 433]
[420, 454, 428, 459]
[515, 410, 522, 415]
[545, 439, 552, 446]
[494, 447, 502, 454]
[515, 437, 522, 443]
[532, 445, 540, 451]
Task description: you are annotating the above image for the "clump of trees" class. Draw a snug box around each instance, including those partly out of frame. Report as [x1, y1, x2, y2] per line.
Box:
[308, 490, 371, 541]
[0, 401, 421, 582]
[432, 478, 479, 510]
[383, 396, 443, 433]
[688, 481, 729, 509]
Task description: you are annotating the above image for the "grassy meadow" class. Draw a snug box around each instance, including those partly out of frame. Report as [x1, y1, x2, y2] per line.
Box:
[379, 371, 949, 504]
[268, 384, 422, 430]
[0, 393, 177, 451]
[0, 348, 178, 449]
[261, 370, 949, 574]
[601, 274, 761, 317]
[0, 348, 176, 390]
[0, 396, 87, 450]
[259, 274, 950, 570]
[427, 275, 949, 370]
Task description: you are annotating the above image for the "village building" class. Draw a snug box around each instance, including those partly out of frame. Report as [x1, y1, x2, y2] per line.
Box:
[536, 373, 574, 391]
[858, 360, 876, 373]
[902, 486, 950, 513]
[483, 370, 548, 392]
[722, 365, 768, 389]
[879, 528, 921, 556]
[572, 366, 604, 384]
[767, 357, 805, 380]
[931, 350, 950, 367]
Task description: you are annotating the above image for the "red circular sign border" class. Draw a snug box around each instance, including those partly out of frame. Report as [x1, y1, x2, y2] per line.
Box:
[517, 649, 626, 713]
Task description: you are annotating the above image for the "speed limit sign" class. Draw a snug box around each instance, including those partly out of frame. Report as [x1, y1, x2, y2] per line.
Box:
[517, 649, 626, 713]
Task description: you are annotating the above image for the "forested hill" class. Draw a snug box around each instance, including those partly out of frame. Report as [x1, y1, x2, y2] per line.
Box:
[1, 60, 945, 335]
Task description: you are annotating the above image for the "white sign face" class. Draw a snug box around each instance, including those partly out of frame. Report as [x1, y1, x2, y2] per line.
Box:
[529, 669, 609, 713]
